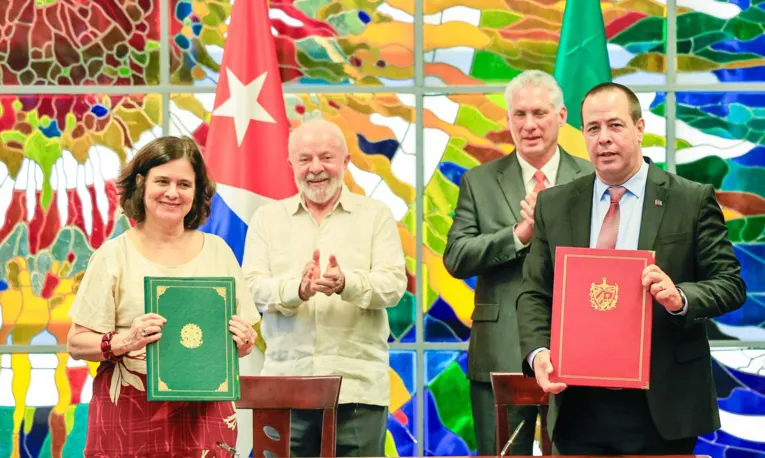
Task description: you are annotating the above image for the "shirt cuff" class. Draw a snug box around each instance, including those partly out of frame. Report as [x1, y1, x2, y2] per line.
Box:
[668, 287, 689, 316]
[527, 347, 547, 369]
[339, 271, 361, 302]
[512, 224, 529, 251]
[279, 278, 303, 307]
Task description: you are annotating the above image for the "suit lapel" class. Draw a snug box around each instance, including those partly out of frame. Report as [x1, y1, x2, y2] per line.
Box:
[569, 178, 595, 247]
[638, 163, 668, 250]
[497, 153, 525, 221]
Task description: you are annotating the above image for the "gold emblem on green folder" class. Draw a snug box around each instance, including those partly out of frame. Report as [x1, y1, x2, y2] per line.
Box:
[144, 277, 240, 401]
[180, 323, 204, 349]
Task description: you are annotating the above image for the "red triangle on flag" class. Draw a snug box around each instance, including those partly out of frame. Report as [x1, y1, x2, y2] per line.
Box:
[203, 0, 297, 201]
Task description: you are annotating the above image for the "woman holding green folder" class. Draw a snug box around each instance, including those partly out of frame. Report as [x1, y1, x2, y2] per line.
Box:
[66, 136, 261, 457]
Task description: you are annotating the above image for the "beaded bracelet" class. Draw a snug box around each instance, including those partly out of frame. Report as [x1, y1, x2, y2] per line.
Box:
[100, 331, 119, 362]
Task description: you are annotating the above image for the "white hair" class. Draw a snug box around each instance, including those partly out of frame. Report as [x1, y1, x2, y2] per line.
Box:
[503, 70, 565, 112]
[288, 117, 348, 156]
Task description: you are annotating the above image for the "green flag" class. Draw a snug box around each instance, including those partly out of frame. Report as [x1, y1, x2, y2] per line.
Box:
[553, 0, 612, 130]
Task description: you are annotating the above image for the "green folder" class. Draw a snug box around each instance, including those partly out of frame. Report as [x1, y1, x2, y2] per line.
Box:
[144, 277, 240, 401]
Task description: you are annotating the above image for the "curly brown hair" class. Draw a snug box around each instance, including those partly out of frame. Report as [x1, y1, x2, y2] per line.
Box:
[117, 136, 216, 229]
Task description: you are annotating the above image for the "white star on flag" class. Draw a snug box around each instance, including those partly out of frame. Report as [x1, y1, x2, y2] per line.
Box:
[212, 67, 276, 147]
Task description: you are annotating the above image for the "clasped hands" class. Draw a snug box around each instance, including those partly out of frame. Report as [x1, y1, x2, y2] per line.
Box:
[299, 249, 345, 301]
[533, 265, 683, 393]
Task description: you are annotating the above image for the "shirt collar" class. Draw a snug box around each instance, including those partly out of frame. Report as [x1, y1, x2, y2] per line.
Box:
[290, 184, 355, 215]
[595, 159, 649, 201]
[516, 146, 561, 187]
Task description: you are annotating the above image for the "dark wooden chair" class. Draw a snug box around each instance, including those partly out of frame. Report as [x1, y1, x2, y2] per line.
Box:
[237, 375, 342, 457]
[490, 372, 551, 456]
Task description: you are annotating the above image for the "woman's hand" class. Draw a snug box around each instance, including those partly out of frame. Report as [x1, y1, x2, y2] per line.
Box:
[230, 315, 256, 357]
[112, 313, 166, 356]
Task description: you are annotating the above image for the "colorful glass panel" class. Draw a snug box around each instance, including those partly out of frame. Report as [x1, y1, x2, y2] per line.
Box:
[0, 93, 160, 457]
[170, 0, 415, 86]
[676, 1, 765, 83]
[674, 92, 765, 340]
[422, 0, 667, 86]
[0, 0, 161, 85]
[389, 350, 417, 456]
[424, 350, 475, 455]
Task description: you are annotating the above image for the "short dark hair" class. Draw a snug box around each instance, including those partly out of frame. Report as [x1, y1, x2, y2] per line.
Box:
[117, 136, 216, 229]
[580, 82, 642, 128]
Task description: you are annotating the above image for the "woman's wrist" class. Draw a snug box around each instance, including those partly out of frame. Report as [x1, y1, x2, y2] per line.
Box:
[104, 332, 127, 358]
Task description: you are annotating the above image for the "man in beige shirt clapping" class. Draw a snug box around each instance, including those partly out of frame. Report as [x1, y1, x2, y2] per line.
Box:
[242, 118, 407, 457]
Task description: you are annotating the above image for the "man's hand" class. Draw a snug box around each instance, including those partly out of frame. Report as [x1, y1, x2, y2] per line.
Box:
[316, 254, 345, 296]
[533, 349, 567, 394]
[514, 191, 538, 245]
[642, 264, 683, 312]
[298, 249, 321, 301]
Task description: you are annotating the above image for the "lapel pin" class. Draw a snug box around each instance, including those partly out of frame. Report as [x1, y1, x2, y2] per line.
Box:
[654, 199, 663, 207]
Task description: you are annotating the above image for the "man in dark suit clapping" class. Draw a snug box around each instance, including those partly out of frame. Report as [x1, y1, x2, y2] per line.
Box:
[443, 70, 593, 456]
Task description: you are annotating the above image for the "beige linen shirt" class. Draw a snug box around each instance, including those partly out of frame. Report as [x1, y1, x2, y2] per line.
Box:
[242, 187, 407, 406]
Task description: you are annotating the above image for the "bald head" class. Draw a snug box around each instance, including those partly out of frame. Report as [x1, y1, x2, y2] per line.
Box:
[288, 118, 350, 205]
[288, 118, 348, 159]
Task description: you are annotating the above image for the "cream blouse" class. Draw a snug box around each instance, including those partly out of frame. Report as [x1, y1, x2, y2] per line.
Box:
[69, 231, 261, 404]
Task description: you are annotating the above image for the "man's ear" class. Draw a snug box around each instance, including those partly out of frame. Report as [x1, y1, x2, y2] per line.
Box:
[636, 118, 645, 144]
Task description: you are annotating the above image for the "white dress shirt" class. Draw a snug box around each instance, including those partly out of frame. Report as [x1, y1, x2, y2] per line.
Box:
[512, 147, 561, 251]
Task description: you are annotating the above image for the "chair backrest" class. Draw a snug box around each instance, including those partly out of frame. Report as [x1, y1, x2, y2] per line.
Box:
[490, 372, 551, 455]
[238, 375, 342, 457]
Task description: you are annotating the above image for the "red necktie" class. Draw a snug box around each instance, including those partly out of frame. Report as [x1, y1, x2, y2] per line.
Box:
[532, 170, 547, 193]
[596, 186, 627, 249]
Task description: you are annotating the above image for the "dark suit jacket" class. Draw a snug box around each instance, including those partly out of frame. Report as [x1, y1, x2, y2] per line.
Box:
[516, 158, 746, 440]
[443, 149, 593, 382]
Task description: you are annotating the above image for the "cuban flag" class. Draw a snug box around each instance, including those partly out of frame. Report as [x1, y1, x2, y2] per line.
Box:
[199, 0, 297, 264]
[197, 0, 296, 454]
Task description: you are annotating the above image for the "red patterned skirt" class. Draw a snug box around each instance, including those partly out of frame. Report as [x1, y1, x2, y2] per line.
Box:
[84, 361, 238, 457]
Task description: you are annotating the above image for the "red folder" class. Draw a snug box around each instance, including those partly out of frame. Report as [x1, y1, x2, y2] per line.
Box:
[549, 247, 654, 389]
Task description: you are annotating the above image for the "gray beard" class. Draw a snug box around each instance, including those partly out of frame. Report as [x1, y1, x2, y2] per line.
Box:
[297, 174, 343, 204]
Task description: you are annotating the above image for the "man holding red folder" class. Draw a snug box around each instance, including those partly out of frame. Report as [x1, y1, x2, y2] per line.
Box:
[516, 82, 746, 455]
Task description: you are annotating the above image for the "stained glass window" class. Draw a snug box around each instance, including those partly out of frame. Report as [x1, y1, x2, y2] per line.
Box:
[676, 1, 765, 83]
[170, 0, 415, 86]
[424, 350, 475, 455]
[674, 92, 765, 341]
[0, 1, 161, 85]
[0, 95, 159, 341]
[422, 0, 667, 86]
[389, 350, 417, 456]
